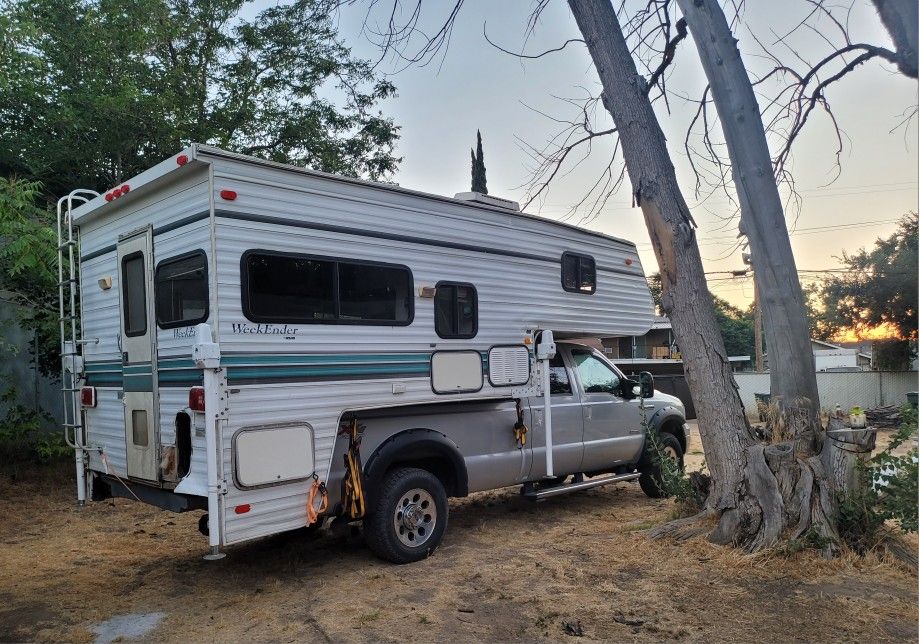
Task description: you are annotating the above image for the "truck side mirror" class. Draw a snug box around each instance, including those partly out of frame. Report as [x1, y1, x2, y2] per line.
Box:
[639, 371, 654, 399]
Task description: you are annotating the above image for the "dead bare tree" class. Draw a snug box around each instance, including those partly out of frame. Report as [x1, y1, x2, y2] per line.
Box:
[337, 0, 893, 552]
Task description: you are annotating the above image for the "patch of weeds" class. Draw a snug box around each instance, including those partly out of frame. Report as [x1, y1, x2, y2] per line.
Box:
[625, 518, 662, 532]
[357, 610, 381, 626]
[417, 615, 431, 625]
[775, 526, 833, 557]
[643, 420, 708, 517]
[535, 611, 560, 630]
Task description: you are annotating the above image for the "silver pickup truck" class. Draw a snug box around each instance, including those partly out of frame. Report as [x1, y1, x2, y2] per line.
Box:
[330, 341, 689, 563]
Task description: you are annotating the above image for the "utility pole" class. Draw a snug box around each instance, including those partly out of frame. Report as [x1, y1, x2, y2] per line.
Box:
[744, 252, 764, 372]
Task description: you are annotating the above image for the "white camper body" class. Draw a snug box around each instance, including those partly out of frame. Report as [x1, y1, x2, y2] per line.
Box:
[63, 145, 655, 553]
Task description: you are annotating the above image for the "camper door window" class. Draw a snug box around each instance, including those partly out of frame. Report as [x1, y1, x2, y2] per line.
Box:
[121, 251, 147, 337]
[561, 252, 596, 294]
[241, 250, 413, 325]
[155, 251, 209, 328]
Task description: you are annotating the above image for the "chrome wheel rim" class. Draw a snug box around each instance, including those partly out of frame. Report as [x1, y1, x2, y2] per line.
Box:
[663, 445, 679, 464]
[394, 488, 437, 548]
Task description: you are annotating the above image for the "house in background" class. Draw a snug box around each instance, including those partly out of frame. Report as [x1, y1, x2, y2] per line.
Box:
[764, 339, 872, 372]
[601, 316, 751, 371]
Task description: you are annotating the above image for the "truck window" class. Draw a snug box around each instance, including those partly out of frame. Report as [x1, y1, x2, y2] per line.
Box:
[155, 251, 209, 328]
[561, 252, 596, 294]
[242, 251, 412, 325]
[434, 282, 477, 339]
[549, 354, 571, 394]
[571, 351, 620, 395]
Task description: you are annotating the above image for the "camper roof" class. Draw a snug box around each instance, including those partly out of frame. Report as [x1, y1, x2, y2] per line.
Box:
[69, 144, 638, 249]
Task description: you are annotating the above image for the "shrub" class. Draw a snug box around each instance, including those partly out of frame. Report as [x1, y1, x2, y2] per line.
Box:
[838, 406, 918, 552]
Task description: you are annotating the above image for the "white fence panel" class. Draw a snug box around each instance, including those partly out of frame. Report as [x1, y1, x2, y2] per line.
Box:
[734, 371, 918, 419]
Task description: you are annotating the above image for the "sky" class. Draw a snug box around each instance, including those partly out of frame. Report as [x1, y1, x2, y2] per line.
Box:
[269, 1, 917, 309]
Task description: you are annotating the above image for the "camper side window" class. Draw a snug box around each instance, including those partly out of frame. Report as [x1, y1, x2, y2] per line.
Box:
[155, 251, 209, 328]
[561, 252, 596, 294]
[241, 251, 413, 325]
[434, 282, 477, 339]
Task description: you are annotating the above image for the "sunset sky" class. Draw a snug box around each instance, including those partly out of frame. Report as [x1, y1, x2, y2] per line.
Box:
[318, 1, 917, 312]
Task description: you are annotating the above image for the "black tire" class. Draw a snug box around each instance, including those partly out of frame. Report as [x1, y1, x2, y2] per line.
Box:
[638, 432, 684, 498]
[363, 467, 449, 564]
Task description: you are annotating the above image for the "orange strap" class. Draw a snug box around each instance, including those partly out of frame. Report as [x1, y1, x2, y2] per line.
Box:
[307, 476, 329, 526]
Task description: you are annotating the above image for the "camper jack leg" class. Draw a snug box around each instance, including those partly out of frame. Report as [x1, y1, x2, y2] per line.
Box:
[204, 546, 225, 561]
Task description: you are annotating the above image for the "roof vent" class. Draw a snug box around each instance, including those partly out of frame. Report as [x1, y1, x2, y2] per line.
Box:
[453, 191, 520, 211]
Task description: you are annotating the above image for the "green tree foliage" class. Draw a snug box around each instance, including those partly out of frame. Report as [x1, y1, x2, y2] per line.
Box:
[470, 129, 487, 194]
[712, 296, 755, 358]
[0, 178, 58, 376]
[0, 0, 401, 197]
[820, 214, 918, 356]
[647, 273, 755, 357]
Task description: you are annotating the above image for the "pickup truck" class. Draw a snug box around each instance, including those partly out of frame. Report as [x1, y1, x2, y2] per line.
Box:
[329, 341, 689, 563]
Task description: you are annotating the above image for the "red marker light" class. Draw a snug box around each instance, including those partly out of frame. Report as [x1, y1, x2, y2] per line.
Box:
[220, 189, 237, 201]
[234, 504, 251, 515]
[176, 154, 189, 166]
[121, 184, 130, 193]
[625, 258, 633, 266]
[105, 193, 114, 202]
[188, 386, 205, 412]
[112, 188, 122, 198]
[80, 386, 96, 408]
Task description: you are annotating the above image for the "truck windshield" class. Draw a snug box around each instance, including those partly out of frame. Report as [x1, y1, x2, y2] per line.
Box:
[571, 351, 621, 395]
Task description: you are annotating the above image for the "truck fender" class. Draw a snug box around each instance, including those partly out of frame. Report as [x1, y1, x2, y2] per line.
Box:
[363, 428, 469, 507]
[647, 407, 688, 454]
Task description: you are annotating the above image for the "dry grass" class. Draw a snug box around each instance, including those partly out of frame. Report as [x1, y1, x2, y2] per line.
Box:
[0, 442, 916, 642]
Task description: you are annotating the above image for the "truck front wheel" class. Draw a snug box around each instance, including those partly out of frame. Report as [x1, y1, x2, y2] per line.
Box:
[638, 432, 684, 498]
[363, 467, 449, 564]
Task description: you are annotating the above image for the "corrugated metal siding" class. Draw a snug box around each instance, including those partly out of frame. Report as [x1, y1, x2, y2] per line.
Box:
[209, 158, 654, 544]
[78, 171, 212, 483]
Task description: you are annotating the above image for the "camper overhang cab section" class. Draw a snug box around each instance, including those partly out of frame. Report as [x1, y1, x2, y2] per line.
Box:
[59, 144, 657, 560]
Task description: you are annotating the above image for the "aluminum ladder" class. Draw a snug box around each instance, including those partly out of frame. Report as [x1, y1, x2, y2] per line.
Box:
[56, 190, 99, 505]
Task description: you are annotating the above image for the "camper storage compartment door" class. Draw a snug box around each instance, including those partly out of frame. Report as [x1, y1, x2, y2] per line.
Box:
[431, 350, 483, 393]
[233, 424, 314, 488]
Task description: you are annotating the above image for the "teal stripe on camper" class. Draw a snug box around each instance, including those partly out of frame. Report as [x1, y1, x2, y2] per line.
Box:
[124, 364, 153, 375]
[158, 369, 203, 385]
[220, 353, 431, 366]
[123, 374, 154, 392]
[85, 372, 123, 386]
[158, 358, 197, 369]
[84, 361, 122, 372]
[227, 362, 430, 383]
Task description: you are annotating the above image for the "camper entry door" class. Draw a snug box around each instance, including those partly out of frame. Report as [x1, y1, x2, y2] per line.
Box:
[117, 227, 159, 482]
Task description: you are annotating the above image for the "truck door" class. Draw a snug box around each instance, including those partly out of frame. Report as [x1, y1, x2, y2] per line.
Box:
[117, 227, 159, 482]
[570, 348, 644, 471]
[529, 352, 584, 478]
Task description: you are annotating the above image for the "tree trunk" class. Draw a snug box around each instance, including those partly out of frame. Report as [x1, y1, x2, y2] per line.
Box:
[567, 0, 755, 514]
[675, 0, 821, 454]
[872, 0, 918, 78]
[569, 0, 861, 552]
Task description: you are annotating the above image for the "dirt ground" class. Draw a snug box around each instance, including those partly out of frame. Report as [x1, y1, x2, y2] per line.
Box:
[1, 429, 916, 643]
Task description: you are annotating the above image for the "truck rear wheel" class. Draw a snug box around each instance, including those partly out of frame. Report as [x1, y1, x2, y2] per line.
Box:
[364, 467, 448, 564]
[638, 432, 684, 498]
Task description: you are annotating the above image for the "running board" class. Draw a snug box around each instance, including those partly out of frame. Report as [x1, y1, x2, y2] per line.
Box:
[522, 472, 641, 500]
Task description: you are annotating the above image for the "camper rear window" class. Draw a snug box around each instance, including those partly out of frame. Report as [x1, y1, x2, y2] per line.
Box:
[155, 251, 209, 329]
[241, 251, 413, 325]
[561, 252, 596, 294]
[434, 282, 478, 339]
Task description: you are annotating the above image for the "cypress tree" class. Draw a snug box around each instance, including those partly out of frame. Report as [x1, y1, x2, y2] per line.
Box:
[470, 130, 487, 194]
